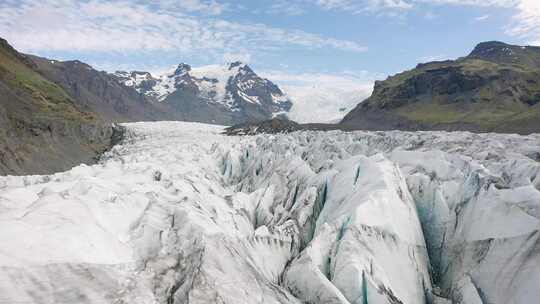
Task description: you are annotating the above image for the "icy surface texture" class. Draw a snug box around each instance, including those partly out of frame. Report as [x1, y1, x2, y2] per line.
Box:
[1, 122, 539, 304]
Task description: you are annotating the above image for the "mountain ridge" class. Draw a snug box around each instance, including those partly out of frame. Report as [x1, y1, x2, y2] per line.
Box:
[5, 36, 293, 126]
[341, 40, 540, 134]
[114, 61, 292, 125]
[0, 38, 115, 175]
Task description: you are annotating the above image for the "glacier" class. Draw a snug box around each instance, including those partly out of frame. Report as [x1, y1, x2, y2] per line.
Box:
[0, 121, 539, 304]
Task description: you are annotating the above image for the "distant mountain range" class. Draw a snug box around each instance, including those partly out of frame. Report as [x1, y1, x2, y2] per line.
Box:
[113, 62, 291, 125]
[26, 54, 291, 125]
[0, 37, 291, 174]
[341, 41, 540, 134]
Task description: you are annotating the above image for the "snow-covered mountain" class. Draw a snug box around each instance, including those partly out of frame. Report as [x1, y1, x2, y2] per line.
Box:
[114, 62, 292, 125]
[1, 122, 539, 303]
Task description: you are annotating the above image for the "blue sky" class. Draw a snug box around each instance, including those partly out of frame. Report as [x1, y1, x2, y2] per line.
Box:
[1, 0, 539, 121]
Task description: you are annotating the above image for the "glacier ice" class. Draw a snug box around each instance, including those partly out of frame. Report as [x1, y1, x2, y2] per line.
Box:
[0, 122, 539, 304]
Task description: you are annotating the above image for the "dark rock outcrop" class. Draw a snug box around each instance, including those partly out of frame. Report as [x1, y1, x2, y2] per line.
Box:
[224, 118, 358, 135]
[224, 118, 302, 135]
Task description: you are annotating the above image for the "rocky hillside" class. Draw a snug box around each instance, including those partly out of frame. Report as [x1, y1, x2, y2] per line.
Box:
[5, 38, 292, 127]
[114, 62, 292, 125]
[0, 38, 115, 175]
[341, 41, 540, 134]
[29, 56, 174, 122]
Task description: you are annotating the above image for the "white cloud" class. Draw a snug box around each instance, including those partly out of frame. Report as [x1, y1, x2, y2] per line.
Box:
[222, 52, 252, 63]
[316, 0, 413, 14]
[0, 0, 366, 57]
[175, 0, 228, 15]
[312, 0, 520, 14]
[261, 70, 376, 123]
[416, 0, 515, 6]
[506, 0, 540, 45]
[424, 11, 438, 19]
[269, 0, 306, 16]
[418, 54, 448, 62]
[313, 0, 516, 13]
[310, 0, 540, 46]
[474, 14, 490, 21]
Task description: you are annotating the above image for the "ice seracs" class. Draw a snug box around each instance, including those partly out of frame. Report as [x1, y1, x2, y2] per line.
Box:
[283, 154, 431, 304]
[0, 122, 538, 303]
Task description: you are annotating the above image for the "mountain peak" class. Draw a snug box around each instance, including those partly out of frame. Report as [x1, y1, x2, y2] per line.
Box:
[0, 37, 19, 55]
[466, 40, 540, 68]
[174, 63, 192, 75]
[228, 61, 245, 69]
[132, 70, 152, 75]
[112, 60, 292, 124]
[468, 41, 514, 58]
[473, 40, 510, 49]
[0, 37, 37, 69]
[0, 37, 11, 50]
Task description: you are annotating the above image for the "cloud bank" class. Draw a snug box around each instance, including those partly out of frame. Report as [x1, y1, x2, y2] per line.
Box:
[0, 0, 367, 57]
[261, 70, 376, 123]
[311, 0, 539, 45]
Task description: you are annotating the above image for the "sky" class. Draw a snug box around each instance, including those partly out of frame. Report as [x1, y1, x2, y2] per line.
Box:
[1, 0, 539, 122]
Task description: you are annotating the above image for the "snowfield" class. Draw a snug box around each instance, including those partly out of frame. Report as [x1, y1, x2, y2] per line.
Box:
[0, 121, 539, 304]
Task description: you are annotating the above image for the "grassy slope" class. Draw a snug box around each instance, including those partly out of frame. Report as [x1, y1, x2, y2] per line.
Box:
[0, 45, 96, 123]
[0, 41, 111, 175]
[364, 56, 540, 133]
